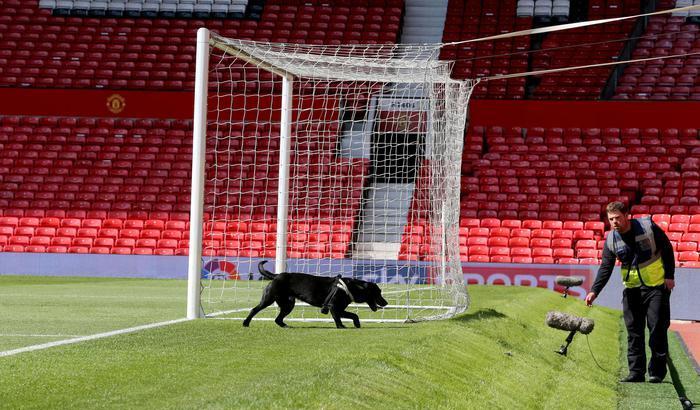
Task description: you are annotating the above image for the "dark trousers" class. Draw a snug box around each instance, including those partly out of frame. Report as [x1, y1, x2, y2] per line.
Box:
[622, 286, 671, 379]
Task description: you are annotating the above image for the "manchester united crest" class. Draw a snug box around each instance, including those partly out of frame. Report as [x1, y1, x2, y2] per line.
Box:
[106, 94, 126, 114]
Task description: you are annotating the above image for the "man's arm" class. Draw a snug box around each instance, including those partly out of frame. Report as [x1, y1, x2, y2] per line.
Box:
[591, 245, 616, 295]
[652, 224, 675, 280]
[652, 223, 675, 290]
[586, 244, 616, 306]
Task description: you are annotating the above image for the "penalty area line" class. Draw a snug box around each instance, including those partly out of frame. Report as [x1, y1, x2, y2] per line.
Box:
[0, 317, 190, 358]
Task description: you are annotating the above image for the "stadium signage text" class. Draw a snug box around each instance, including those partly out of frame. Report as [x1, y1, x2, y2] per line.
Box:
[461, 264, 595, 299]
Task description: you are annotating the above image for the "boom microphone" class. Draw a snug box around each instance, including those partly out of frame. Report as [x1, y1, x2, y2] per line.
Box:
[546, 311, 594, 335]
[555, 276, 584, 287]
[555, 276, 585, 298]
[545, 311, 595, 356]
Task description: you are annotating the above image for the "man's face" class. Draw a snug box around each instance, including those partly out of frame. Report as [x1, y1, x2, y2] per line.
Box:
[607, 211, 631, 233]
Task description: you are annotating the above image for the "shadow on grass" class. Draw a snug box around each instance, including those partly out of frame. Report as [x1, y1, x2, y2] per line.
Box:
[452, 308, 507, 324]
[669, 351, 695, 409]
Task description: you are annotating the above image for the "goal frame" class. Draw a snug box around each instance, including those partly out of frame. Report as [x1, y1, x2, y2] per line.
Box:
[187, 28, 472, 322]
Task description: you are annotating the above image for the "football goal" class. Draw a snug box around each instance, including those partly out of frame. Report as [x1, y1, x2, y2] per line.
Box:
[187, 28, 474, 323]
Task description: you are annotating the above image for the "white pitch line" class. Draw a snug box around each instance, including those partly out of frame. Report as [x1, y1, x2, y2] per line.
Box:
[0, 293, 181, 301]
[0, 317, 190, 358]
[0, 334, 84, 338]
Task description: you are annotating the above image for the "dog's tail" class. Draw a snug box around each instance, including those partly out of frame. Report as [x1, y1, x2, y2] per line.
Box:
[257, 260, 277, 280]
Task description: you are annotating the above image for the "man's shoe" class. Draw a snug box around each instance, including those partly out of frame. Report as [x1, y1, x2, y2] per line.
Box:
[620, 374, 645, 383]
[648, 376, 663, 383]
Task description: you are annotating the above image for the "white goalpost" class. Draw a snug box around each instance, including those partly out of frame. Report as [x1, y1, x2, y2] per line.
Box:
[187, 27, 474, 323]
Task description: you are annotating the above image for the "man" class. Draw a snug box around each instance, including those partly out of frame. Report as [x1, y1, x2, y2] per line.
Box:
[585, 201, 675, 383]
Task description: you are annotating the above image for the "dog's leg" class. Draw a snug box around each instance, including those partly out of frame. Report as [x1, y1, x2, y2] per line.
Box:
[274, 296, 295, 328]
[329, 306, 348, 329]
[340, 310, 361, 328]
[242, 285, 275, 327]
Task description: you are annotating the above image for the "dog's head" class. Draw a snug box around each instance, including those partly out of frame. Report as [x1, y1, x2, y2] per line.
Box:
[350, 280, 388, 312]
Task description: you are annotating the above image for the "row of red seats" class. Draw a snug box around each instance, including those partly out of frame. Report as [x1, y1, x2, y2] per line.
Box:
[615, 10, 700, 100]
[0, 1, 404, 90]
[531, 20, 634, 100]
[0, 242, 349, 258]
[442, 0, 530, 99]
[399, 215, 700, 265]
[0, 112, 367, 258]
[0, 114, 192, 130]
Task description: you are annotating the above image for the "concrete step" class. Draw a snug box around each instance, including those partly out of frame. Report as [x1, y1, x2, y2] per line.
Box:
[339, 119, 370, 159]
[363, 206, 408, 219]
[405, 0, 448, 7]
[401, 34, 444, 44]
[357, 221, 405, 235]
[351, 242, 401, 260]
[402, 16, 445, 27]
[404, 6, 447, 17]
[353, 242, 402, 253]
[355, 231, 403, 243]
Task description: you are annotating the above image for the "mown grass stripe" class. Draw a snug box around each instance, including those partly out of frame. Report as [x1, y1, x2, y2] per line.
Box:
[0, 317, 189, 358]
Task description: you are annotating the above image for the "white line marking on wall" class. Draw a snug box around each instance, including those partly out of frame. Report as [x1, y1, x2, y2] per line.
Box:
[0, 317, 190, 358]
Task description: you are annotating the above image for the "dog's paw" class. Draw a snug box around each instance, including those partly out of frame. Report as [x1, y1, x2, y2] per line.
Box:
[242, 321, 250, 327]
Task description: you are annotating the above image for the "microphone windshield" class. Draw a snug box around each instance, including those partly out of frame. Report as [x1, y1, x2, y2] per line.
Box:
[555, 276, 584, 287]
[578, 317, 595, 335]
[545, 311, 595, 334]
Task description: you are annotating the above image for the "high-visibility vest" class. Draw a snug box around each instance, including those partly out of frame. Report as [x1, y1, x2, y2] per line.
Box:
[605, 217, 666, 288]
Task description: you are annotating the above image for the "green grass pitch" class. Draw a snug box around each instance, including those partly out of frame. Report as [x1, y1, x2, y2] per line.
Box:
[0, 275, 698, 409]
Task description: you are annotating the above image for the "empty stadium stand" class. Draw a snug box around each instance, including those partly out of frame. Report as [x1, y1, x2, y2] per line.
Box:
[441, 0, 532, 99]
[0, 0, 698, 269]
[399, 123, 700, 266]
[0, 114, 366, 258]
[614, 0, 700, 100]
[529, 0, 639, 99]
[0, 0, 403, 90]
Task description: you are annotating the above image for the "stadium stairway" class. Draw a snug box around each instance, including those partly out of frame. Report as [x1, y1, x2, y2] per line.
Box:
[400, 0, 448, 44]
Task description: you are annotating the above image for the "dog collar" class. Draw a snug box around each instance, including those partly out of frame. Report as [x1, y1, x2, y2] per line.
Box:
[336, 279, 355, 303]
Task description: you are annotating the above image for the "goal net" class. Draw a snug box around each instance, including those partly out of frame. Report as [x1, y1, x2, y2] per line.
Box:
[187, 28, 474, 323]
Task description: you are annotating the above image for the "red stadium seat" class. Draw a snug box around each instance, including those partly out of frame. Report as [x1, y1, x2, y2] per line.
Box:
[552, 248, 574, 258]
[467, 237, 488, 246]
[487, 237, 509, 247]
[678, 251, 699, 262]
[508, 237, 529, 247]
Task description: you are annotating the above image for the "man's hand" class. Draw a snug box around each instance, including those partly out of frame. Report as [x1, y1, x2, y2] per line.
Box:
[665, 279, 675, 292]
[585, 292, 597, 306]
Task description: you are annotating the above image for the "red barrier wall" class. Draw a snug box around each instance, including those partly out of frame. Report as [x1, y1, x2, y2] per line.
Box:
[469, 99, 700, 129]
[1, 88, 699, 130]
[0, 89, 194, 119]
[0, 89, 338, 122]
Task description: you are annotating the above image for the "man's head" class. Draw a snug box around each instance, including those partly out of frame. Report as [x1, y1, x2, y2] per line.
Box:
[606, 201, 631, 234]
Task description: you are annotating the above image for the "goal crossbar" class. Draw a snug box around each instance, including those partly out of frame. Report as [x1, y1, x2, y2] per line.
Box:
[211, 34, 457, 83]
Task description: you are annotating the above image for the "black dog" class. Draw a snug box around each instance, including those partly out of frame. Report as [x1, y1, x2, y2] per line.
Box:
[242, 261, 388, 328]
